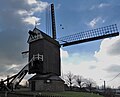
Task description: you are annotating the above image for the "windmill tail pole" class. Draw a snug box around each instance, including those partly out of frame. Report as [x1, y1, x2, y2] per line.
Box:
[51, 3, 56, 39]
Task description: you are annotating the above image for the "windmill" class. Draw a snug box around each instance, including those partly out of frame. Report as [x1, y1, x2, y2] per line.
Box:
[0, 3, 119, 92]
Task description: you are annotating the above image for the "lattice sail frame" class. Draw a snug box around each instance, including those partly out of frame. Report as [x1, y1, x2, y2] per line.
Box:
[57, 24, 119, 46]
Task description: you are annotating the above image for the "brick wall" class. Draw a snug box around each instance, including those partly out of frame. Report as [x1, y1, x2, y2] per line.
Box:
[29, 80, 64, 92]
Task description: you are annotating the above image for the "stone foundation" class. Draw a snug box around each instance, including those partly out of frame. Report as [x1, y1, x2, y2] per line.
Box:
[29, 74, 64, 92]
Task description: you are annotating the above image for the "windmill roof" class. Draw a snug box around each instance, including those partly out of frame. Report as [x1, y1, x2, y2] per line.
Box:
[28, 73, 63, 82]
[27, 27, 60, 46]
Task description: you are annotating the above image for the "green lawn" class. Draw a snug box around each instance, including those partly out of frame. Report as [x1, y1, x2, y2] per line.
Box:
[42, 91, 103, 97]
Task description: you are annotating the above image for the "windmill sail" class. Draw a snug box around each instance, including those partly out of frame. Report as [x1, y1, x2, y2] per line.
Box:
[57, 24, 119, 47]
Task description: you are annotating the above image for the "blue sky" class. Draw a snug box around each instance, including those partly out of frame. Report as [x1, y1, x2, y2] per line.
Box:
[0, 0, 120, 88]
[39, 0, 120, 54]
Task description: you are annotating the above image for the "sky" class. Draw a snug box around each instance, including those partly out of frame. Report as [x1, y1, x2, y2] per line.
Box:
[0, 0, 120, 88]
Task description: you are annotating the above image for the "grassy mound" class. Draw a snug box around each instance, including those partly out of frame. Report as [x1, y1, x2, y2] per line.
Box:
[42, 91, 103, 97]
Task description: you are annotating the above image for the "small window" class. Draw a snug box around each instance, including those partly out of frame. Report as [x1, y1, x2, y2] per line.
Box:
[44, 79, 51, 83]
[47, 80, 50, 83]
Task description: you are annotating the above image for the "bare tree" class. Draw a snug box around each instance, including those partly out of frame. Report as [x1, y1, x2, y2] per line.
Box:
[84, 78, 96, 92]
[64, 72, 75, 90]
[118, 86, 120, 90]
[74, 75, 85, 89]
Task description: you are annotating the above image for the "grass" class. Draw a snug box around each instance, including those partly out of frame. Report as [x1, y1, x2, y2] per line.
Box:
[14, 89, 104, 97]
[42, 91, 104, 97]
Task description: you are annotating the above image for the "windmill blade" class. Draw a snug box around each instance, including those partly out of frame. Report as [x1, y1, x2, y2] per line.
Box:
[57, 24, 119, 47]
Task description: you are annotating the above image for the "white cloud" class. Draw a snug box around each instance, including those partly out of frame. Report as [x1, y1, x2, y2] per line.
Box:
[31, 2, 48, 13]
[56, 4, 61, 9]
[17, 0, 49, 26]
[61, 36, 120, 88]
[18, 10, 28, 15]
[98, 3, 110, 8]
[60, 48, 69, 58]
[61, 54, 106, 85]
[23, 16, 40, 25]
[18, 10, 33, 16]
[27, 0, 37, 5]
[88, 17, 102, 28]
[94, 36, 120, 66]
[90, 3, 110, 10]
[87, 17, 105, 28]
[26, 0, 49, 13]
